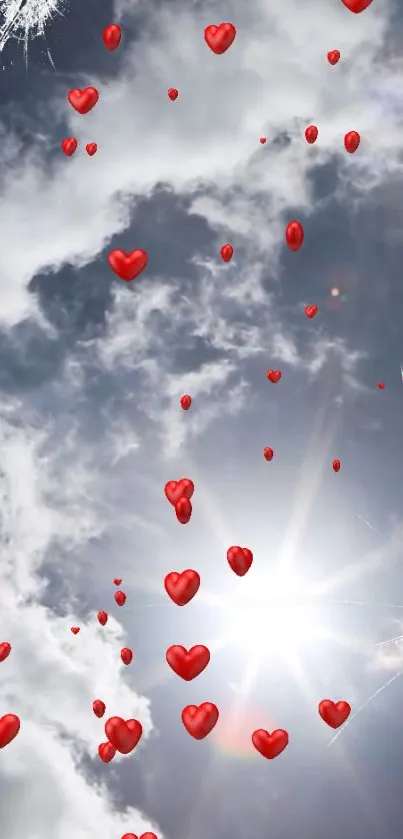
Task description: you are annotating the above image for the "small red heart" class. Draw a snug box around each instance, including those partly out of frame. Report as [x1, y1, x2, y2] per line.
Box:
[266, 369, 282, 383]
[263, 447, 273, 461]
[181, 702, 219, 739]
[220, 243, 233, 262]
[377, 382, 385, 389]
[113, 578, 122, 585]
[168, 88, 178, 100]
[227, 545, 253, 576]
[305, 305, 318, 318]
[340, 0, 373, 12]
[97, 610, 108, 626]
[285, 220, 304, 251]
[166, 645, 210, 681]
[318, 699, 351, 729]
[121, 647, 133, 665]
[93, 699, 106, 718]
[86, 142, 97, 156]
[61, 137, 78, 156]
[204, 22, 236, 54]
[180, 394, 192, 410]
[327, 49, 340, 65]
[68, 87, 99, 114]
[98, 741, 116, 762]
[0, 714, 20, 748]
[105, 716, 142, 754]
[164, 478, 194, 506]
[175, 497, 192, 524]
[259, 137, 266, 144]
[103, 23, 121, 50]
[344, 131, 360, 154]
[164, 569, 200, 605]
[252, 728, 289, 759]
[115, 590, 126, 606]
[333, 459, 341, 472]
[305, 125, 318, 144]
[0, 642, 11, 662]
[108, 249, 148, 281]
[71, 626, 80, 634]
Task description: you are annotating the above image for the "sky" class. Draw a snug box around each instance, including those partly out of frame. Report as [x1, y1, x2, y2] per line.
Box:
[2, 0, 403, 837]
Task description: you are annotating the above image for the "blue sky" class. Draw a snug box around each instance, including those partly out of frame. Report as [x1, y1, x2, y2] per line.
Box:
[1, 0, 403, 837]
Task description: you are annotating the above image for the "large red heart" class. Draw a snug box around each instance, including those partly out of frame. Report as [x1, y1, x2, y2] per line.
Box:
[104, 717, 142, 754]
[318, 699, 351, 729]
[164, 478, 194, 506]
[166, 645, 210, 681]
[226, 546, 253, 576]
[67, 87, 99, 114]
[204, 23, 236, 54]
[164, 570, 200, 605]
[108, 249, 148, 281]
[252, 728, 289, 759]
[340, 0, 373, 11]
[181, 702, 219, 739]
[0, 714, 20, 748]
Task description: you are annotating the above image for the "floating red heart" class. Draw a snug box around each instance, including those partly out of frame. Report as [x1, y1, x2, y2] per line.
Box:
[175, 497, 192, 524]
[180, 394, 192, 410]
[164, 570, 200, 605]
[305, 305, 318, 318]
[168, 88, 178, 100]
[61, 137, 78, 156]
[220, 243, 233, 262]
[318, 699, 351, 728]
[252, 728, 289, 759]
[259, 137, 266, 144]
[113, 578, 122, 586]
[166, 645, 210, 680]
[378, 382, 385, 389]
[344, 131, 360, 153]
[181, 702, 219, 739]
[97, 610, 108, 626]
[341, 0, 373, 12]
[98, 741, 116, 762]
[71, 626, 80, 634]
[68, 87, 99, 114]
[0, 714, 20, 748]
[227, 545, 253, 576]
[86, 142, 97, 156]
[285, 220, 304, 251]
[115, 590, 126, 606]
[122, 834, 157, 839]
[0, 642, 11, 662]
[266, 369, 281, 383]
[204, 23, 236, 54]
[108, 249, 148, 281]
[263, 447, 273, 461]
[121, 647, 133, 665]
[305, 125, 318, 144]
[327, 49, 340, 65]
[332, 459, 341, 472]
[164, 478, 194, 506]
[103, 23, 121, 50]
[93, 699, 106, 718]
[105, 716, 142, 754]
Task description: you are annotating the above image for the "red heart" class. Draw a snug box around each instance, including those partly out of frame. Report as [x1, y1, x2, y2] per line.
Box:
[103, 23, 121, 50]
[0, 642, 11, 662]
[220, 243, 233, 262]
[263, 447, 273, 461]
[181, 702, 219, 739]
[166, 645, 210, 680]
[180, 394, 192, 410]
[113, 577, 122, 585]
[121, 647, 133, 665]
[108, 249, 148, 281]
[318, 699, 351, 729]
[305, 125, 318, 144]
[86, 142, 97, 156]
[175, 497, 192, 524]
[305, 305, 318, 318]
[378, 382, 385, 389]
[164, 569, 200, 605]
[164, 478, 194, 506]
[61, 137, 78, 156]
[97, 610, 108, 626]
[93, 699, 106, 718]
[68, 87, 99, 114]
[0, 714, 20, 748]
[327, 50, 340, 65]
[204, 23, 236, 54]
[105, 717, 143, 754]
[259, 137, 266, 144]
[252, 728, 289, 759]
[332, 459, 341, 472]
[168, 88, 178, 100]
[227, 546, 253, 576]
[98, 741, 116, 762]
[122, 834, 157, 839]
[266, 369, 281, 383]
[340, 0, 373, 12]
[115, 590, 126, 606]
[71, 626, 80, 634]
[344, 130, 360, 154]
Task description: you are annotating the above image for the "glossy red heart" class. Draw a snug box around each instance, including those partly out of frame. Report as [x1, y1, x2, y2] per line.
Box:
[68, 87, 99, 114]
[378, 382, 385, 389]
[181, 702, 219, 739]
[122, 834, 157, 839]
[263, 447, 273, 461]
[305, 125, 318, 144]
[0, 714, 20, 748]
[115, 590, 126, 606]
[285, 220, 304, 251]
[121, 647, 133, 665]
[86, 142, 97, 156]
[98, 741, 116, 762]
[266, 369, 281, 383]
[260, 137, 266, 144]
[318, 699, 351, 728]
[332, 459, 341, 472]
[113, 578, 122, 585]
[227, 545, 253, 576]
[252, 728, 289, 759]
[344, 131, 360, 153]
[327, 49, 340, 65]
[168, 88, 178, 100]
[180, 394, 192, 410]
[175, 497, 192, 524]
[0, 642, 11, 662]
[164, 569, 200, 605]
[71, 626, 80, 634]
[166, 645, 210, 680]
[97, 610, 108, 626]
[341, 0, 373, 12]
[103, 23, 121, 50]
[93, 699, 106, 718]
[204, 23, 236, 54]
[108, 249, 148, 281]
[305, 305, 318, 318]
[164, 478, 194, 506]
[220, 243, 233, 262]
[61, 137, 78, 156]
[105, 717, 142, 754]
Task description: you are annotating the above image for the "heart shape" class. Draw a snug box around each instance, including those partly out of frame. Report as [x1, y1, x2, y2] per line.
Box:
[166, 645, 210, 681]
[93, 699, 106, 718]
[318, 699, 351, 729]
[0, 642, 11, 662]
[168, 88, 178, 100]
[252, 728, 289, 759]
[204, 23, 236, 54]
[340, 0, 373, 12]
[113, 577, 122, 585]
[98, 741, 116, 762]
[0, 714, 20, 748]
[305, 305, 318, 318]
[175, 497, 192, 524]
[105, 716, 142, 754]
[164, 570, 200, 605]
[103, 23, 121, 50]
[266, 369, 282, 383]
[67, 87, 99, 114]
[122, 834, 157, 839]
[61, 137, 78, 156]
[97, 610, 108, 626]
[108, 249, 148, 281]
[181, 702, 219, 739]
[164, 478, 194, 506]
[71, 626, 80, 634]
[327, 50, 340, 65]
[86, 142, 97, 156]
[227, 545, 253, 576]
